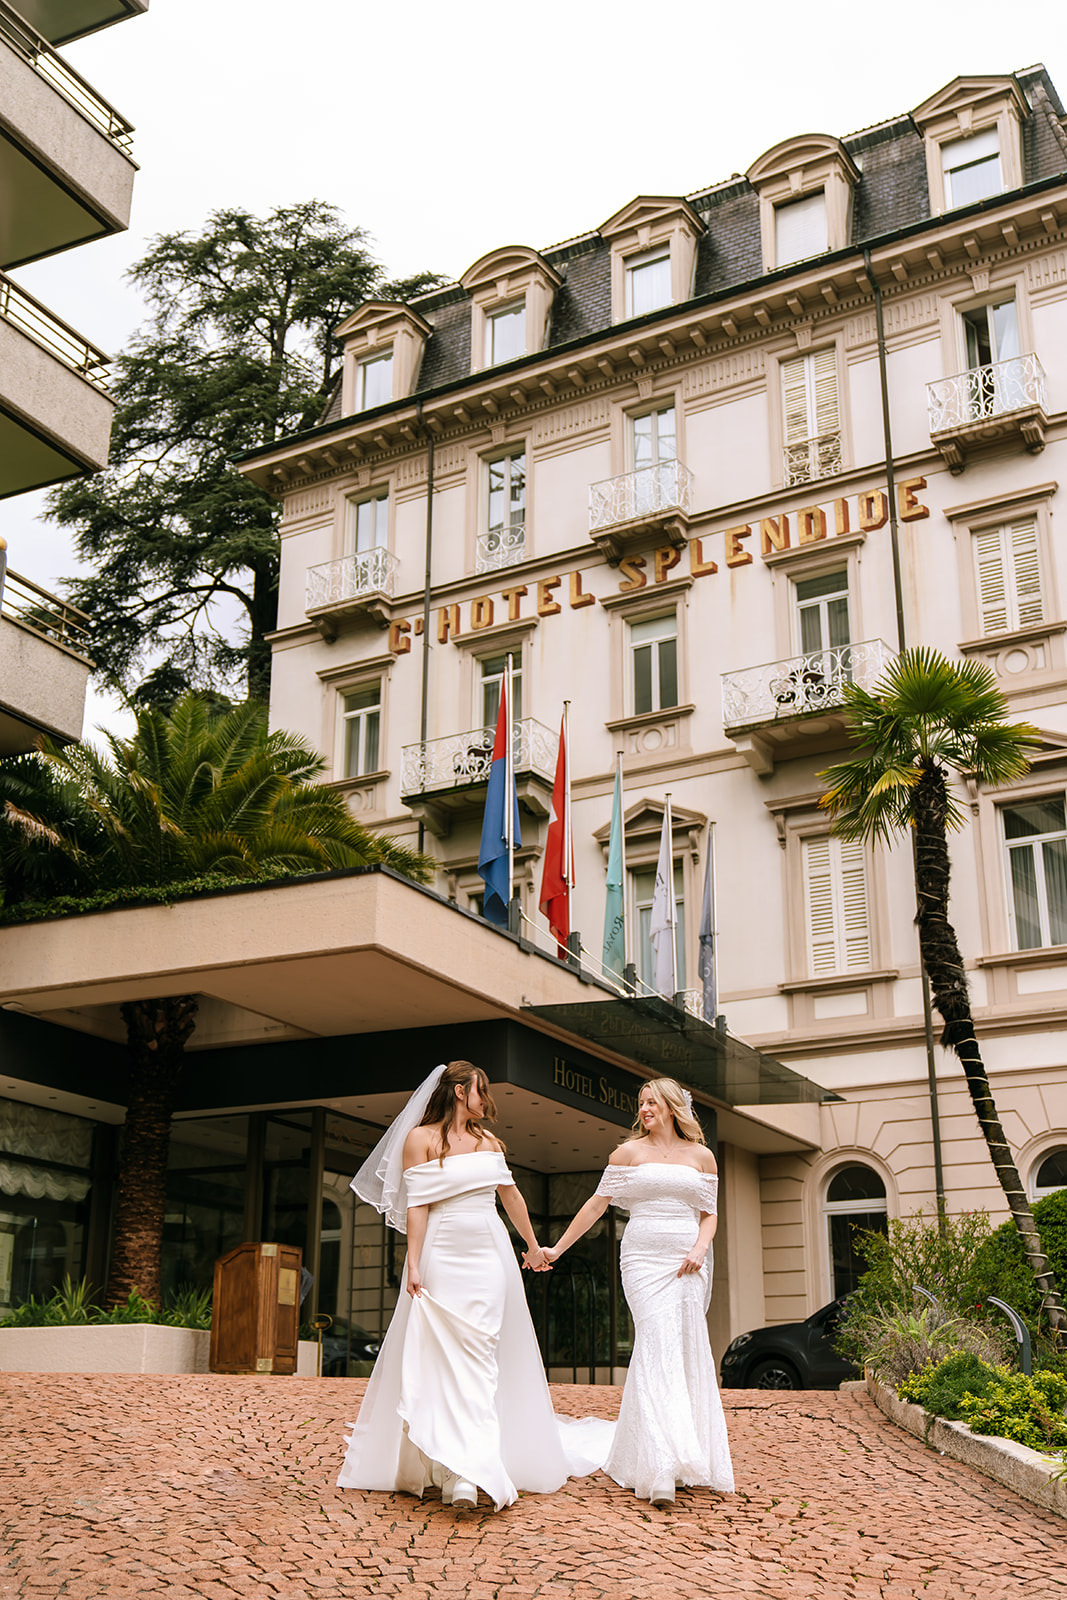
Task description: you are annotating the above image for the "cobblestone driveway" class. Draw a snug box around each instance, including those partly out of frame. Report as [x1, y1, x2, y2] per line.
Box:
[1, 1375, 1063, 1598]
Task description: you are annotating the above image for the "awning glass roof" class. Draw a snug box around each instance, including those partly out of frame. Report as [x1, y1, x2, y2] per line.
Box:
[522, 995, 840, 1106]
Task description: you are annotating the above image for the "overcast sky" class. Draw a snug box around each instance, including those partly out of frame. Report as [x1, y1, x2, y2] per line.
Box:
[3, 0, 1065, 736]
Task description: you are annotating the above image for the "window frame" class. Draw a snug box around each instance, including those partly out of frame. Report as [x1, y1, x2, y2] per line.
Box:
[770, 336, 850, 491]
[1030, 1145, 1067, 1201]
[355, 350, 394, 411]
[1000, 792, 1067, 953]
[770, 802, 888, 992]
[822, 1162, 888, 1300]
[484, 301, 527, 367]
[631, 856, 687, 996]
[774, 190, 828, 268]
[628, 610, 679, 718]
[481, 444, 527, 572]
[947, 484, 1059, 654]
[345, 490, 390, 555]
[339, 679, 383, 781]
[624, 248, 672, 319]
[941, 126, 1003, 209]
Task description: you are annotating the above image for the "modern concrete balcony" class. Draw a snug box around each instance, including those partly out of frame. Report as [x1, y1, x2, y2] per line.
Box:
[720, 638, 894, 774]
[16, 0, 148, 47]
[588, 460, 692, 562]
[0, 270, 112, 497]
[926, 354, 1048, 474]
[400, 717, 556, 838]
[304, 547, 399, 639]
[0, 0, 137, 268]
[0, 556, 91, 752]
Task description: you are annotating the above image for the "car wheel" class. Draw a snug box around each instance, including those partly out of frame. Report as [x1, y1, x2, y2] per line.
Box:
[748, 1357, 801, 1389]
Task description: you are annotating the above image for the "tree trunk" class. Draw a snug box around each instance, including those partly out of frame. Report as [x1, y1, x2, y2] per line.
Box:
[913, 760, 1064, 1336]
[105, 996, 199, 1307]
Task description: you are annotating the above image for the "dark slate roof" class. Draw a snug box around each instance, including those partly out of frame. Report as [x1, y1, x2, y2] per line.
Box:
[320, 67, 1067, 426]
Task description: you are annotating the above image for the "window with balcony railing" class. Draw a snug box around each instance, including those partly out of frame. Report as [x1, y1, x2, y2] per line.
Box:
[480, 449, 525, 572]
[782, 348, 841, 487]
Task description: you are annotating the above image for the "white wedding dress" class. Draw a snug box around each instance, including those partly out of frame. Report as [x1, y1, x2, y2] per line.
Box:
[595, 1163, 735, 1500]
[337, 1151, 569, 1510]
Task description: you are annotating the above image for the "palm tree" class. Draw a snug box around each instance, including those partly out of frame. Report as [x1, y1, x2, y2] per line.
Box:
[819, 648, 1063, 1336]
[0, 695, 433, 1305]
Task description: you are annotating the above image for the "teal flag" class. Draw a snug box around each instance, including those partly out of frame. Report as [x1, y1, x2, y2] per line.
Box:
[603, 766, 625, 978]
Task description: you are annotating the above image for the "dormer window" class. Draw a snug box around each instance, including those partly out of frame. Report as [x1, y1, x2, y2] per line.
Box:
[775, 192, 828, 268]
[486, 303, 526, 366]
[460, 247, 561, 375]
[334, 301, 431, 419]
[599, 197, 705, 324]
[941, 128, 1002, 207]
[912, 76, 1025, 216]
[357, 351, 393, 410]
[626, 249, 672, 317]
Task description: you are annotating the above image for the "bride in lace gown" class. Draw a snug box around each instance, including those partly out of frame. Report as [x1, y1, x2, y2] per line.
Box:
[545, 1077, 734, 1507]
[337, 1061, 569, 1512]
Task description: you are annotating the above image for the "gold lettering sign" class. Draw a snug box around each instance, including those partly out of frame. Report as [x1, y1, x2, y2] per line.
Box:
[278, 1267, 298, 1306]
[384, 484, 929, 652]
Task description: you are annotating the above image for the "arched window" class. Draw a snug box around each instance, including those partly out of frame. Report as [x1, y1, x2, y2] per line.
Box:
[823, 1163, 888, 1299]
[1032, 1148, 1067, 1200]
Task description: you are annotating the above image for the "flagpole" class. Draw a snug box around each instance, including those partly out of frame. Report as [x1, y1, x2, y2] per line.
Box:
[505, 654, 514, 908]
[665, 792, 677, 999]
[618, 751, 633, 984]
[563, 701, 572, 891]
[709, 820, 718, 1024]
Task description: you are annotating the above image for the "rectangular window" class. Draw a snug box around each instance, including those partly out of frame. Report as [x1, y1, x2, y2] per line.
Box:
[942, 128, 1002, 208]
[803, 835, 870, 976]
[357, 352, 393, 410]
[484, 449, 526, 567]
[346, 493, 388, 553]
[972, 520, 1043, 635]
[631, 405, 677, 469]
[630, 612, 678, 715]
[633, 861, 686, 993]
[486, 304, 526, 366]
[480, 653, 523, 730]
[1003, 796, 1067, 950]
[795, 569, 851, 656]
[625, 250, 671, 317]
[962, 298, 1019, 370]
[775, 192, 827, 267]
[342, 684, 381, 778]
[782, 347, 841, 484]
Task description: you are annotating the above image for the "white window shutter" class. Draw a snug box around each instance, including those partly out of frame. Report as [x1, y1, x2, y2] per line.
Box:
[804, 836, 870, 976]
[812, 347, 840, 436]
[974, 528, 1009, 634]
[804, 837, 838, 975]
[781, 355, 811, 445]
[1009, 520, 1043, 628]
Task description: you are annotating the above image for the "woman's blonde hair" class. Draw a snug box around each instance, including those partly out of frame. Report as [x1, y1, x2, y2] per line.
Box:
[624, 1077, 705, 1145]
[418, 1060, 499, 1163]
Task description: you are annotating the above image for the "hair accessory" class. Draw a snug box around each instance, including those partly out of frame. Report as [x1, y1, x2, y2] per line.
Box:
[682, 1088, 694, 1115]
[350, 1063, 448, 1234]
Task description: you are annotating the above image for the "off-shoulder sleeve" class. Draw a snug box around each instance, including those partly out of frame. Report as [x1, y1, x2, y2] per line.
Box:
[697, 1173, 719, 1215]
[594, 1166, 634, 1206]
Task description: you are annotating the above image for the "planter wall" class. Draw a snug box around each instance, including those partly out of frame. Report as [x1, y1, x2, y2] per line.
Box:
[0, 1324, 210, 1374]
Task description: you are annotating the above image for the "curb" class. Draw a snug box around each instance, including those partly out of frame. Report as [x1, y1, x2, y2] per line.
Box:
[866, 1371, 1067, 1521]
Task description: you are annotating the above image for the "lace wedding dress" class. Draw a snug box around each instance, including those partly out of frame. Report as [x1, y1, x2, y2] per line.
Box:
[337, 1151, 569, 1511]
[593, 1163, 734, 1501]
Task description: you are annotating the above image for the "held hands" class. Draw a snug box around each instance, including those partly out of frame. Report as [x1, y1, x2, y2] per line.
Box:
[677, 1245, 707, 1278]
[522, 1244, 553, 1272]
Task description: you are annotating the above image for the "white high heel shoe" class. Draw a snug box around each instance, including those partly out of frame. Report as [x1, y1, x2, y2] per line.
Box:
[649, 1477, 675, 1508]
[450, 1478, 478, 1509]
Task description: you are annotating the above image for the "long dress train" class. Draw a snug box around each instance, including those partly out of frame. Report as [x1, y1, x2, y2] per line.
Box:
[592, 1163, 734, 1500]
[337, 1150, 568, 1510]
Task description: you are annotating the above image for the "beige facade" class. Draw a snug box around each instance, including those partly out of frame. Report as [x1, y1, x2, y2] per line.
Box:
[241, 68, 1067, 1336]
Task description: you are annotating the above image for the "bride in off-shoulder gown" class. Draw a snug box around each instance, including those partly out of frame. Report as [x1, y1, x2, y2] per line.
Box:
[545, 1077, 734, 1506]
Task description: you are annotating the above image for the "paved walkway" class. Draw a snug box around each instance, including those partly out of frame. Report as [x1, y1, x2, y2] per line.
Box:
[1, 1375, 1064, 1599]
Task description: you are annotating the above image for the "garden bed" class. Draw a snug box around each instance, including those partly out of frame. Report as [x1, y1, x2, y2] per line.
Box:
[867, 1371, 1067, 1520]
[0, 1326, 321, 1376]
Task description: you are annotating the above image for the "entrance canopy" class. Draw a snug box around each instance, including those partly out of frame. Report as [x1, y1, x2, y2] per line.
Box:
[523, 995, 840, 1107]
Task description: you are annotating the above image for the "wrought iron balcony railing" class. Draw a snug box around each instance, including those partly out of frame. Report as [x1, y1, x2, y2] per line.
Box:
[475, 518, 526, 575]
[401, 717, 556, 797]
[783, 431, 843, 487]
[0, 0, 135, 152]
[0, 562, 91, 657]
[721, 639, 894, 730]
[0, 273, 110, 391]
[927, 354, 1048, 433]
[305, 548, 399, 612]
[588, 459, 692, 534]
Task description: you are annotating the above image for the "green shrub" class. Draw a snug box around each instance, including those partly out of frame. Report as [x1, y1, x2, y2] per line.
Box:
[95, 1289, 159, 1324]
[958, 1368, 1067, 1454]
[0, 1278, 212, 1329]
[852, 1303, 1010, 1389]
[898, 1350, 1001, 1419]
[160, 1286, 213, 1330]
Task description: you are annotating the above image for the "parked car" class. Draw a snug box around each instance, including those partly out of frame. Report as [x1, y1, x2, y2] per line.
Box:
[719, 1298, 859, 1389]
[317, 1319, 382, 1377]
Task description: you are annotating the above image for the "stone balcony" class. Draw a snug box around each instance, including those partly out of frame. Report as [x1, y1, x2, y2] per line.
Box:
[304, 547, 399, 639]
[588, 460, 692, 562]
[0, 559, 91, 752]
[926, 354, 1048, 473]
[400, 717, 556, 838]
[720, 638, 894, 774]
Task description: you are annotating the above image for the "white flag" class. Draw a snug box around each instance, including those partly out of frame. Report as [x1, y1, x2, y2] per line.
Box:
[649, 801, 676, 998]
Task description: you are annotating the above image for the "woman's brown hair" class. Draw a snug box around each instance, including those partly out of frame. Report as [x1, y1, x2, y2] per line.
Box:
[418, 1060, 499, 1162]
